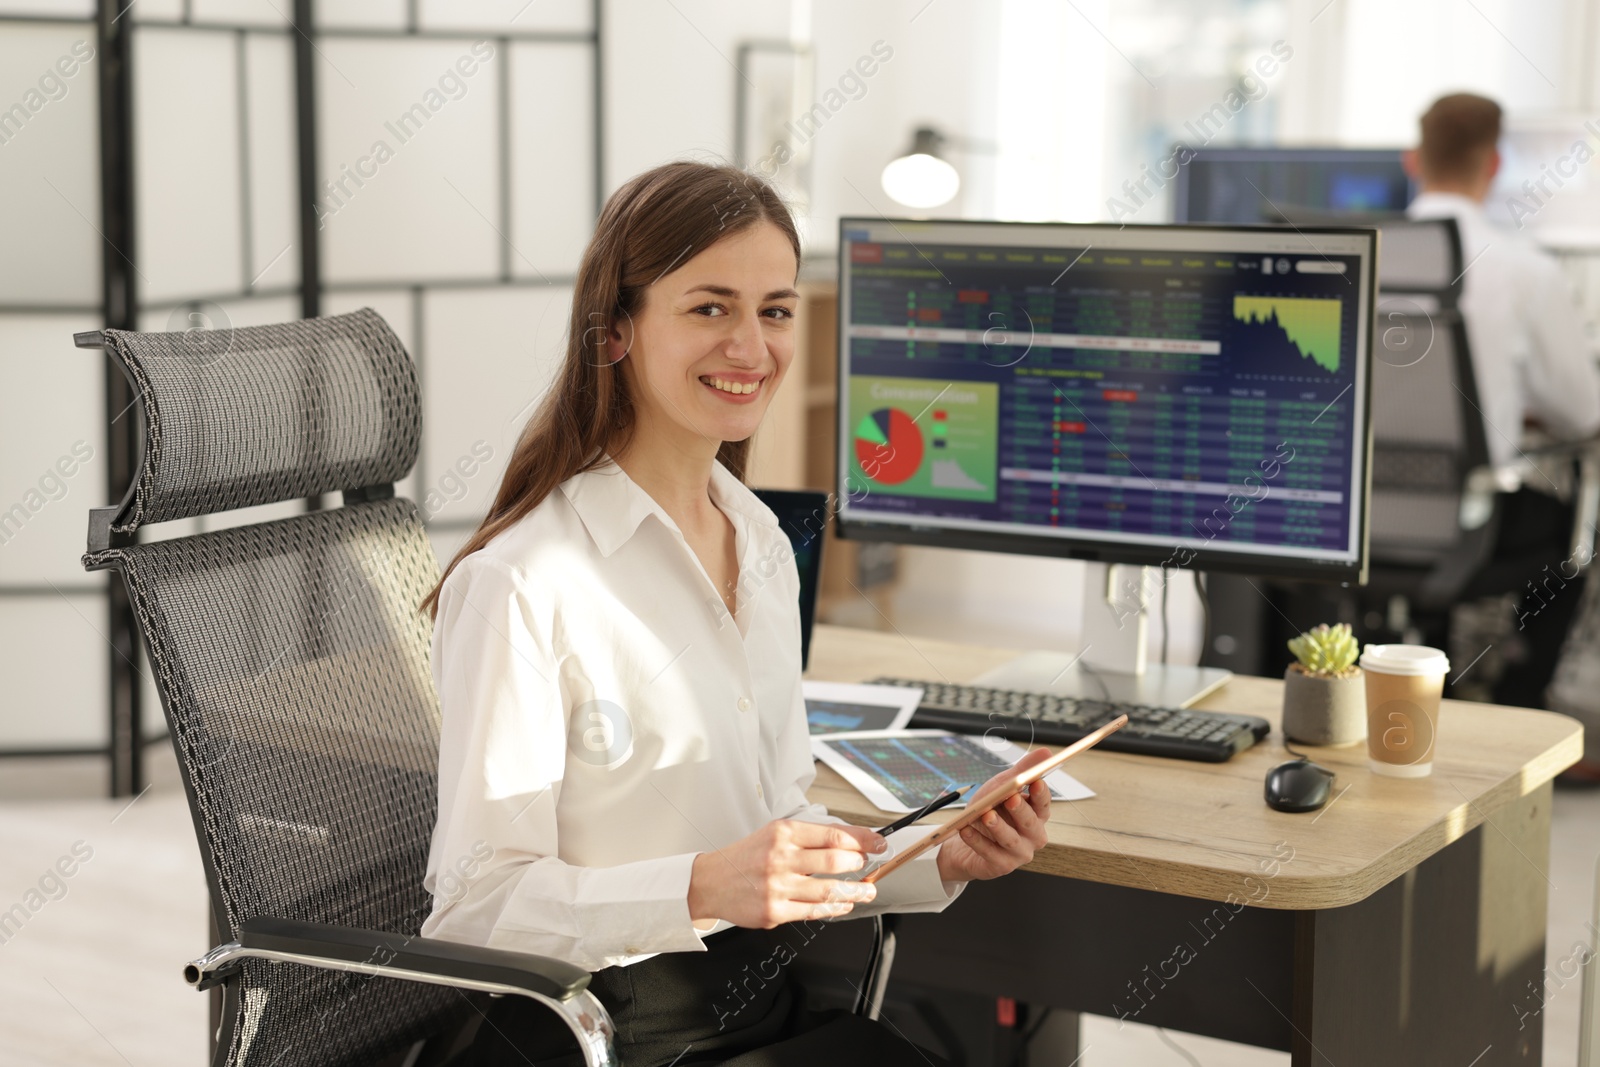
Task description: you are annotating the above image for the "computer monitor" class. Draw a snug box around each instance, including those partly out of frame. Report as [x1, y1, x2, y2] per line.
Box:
[1171, 147, 1413, 224]
[834, 218, 1377, 703]
[835, 218, 1376, 587]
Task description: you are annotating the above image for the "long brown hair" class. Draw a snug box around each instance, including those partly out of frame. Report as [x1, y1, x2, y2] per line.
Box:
[421, 161, 801, 618]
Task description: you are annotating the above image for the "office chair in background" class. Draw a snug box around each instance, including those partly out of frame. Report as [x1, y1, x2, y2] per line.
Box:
[77, 308, 900, 1067]
[1360, 217, 1599, 693]
[1361, 217, 1500, 634]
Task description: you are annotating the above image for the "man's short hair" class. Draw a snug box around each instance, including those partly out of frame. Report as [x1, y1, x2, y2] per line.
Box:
[1417, 93, 1502, 181]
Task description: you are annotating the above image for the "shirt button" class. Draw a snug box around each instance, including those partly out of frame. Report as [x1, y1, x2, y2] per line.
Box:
[756, 783, 764, 800]
[737, 696, 752, 712]
[625, 944, 641, 955]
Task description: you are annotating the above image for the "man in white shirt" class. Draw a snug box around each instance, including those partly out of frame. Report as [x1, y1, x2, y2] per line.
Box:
[1404, 93, 1600, 716]
[1404, 93, 1600, 467]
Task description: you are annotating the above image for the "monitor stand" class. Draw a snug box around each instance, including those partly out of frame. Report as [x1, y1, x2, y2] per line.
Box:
[971, 564, 1232, 708]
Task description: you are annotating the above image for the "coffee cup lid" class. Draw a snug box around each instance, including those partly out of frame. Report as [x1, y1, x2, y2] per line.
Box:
[1359, 644, 1449, 676]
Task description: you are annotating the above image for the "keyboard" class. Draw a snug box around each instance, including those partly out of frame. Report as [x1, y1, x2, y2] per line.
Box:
[867, 676, 1271, 763]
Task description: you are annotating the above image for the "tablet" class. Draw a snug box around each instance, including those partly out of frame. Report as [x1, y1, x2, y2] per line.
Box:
[812, 730, 1093, 812]
[859, 715, 1127, 884]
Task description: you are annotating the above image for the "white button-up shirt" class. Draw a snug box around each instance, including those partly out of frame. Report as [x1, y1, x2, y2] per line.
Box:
[1407, 191, 1600, 470]
[420, 458, 962, 970]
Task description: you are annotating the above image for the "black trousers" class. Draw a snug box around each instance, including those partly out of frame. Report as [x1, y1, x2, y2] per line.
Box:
[1464, 488, 1583, 709]
[464, 926, 948, 1067]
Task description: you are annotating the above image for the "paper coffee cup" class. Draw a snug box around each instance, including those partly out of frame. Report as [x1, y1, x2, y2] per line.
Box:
[1360, 645, 1449, 777]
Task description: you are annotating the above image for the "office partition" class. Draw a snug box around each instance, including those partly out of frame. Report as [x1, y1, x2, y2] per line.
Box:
[0, 0, 601, 794]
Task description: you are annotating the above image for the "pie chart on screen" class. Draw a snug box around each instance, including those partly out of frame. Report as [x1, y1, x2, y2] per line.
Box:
[854, 408, 923, 485]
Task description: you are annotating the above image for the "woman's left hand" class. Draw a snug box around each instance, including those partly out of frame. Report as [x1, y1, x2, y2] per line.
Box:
[935, 746, 1053, 883]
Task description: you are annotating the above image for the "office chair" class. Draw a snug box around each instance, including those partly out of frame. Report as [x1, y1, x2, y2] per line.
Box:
[76, 308, 900, 1067]
[1362, 217, 1500, 614]
[1364, 219, 1599, 640]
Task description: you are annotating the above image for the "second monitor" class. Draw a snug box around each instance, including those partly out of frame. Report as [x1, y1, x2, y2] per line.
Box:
[1170, 146, 1413, 224]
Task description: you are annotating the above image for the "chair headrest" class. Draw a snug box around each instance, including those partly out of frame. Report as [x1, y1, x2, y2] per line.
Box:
[1375, 217, 1464, 299]
[93, 308, 420, 534]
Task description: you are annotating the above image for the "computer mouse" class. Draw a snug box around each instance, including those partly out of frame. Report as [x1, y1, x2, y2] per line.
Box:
[1264, 758, 1335, 813]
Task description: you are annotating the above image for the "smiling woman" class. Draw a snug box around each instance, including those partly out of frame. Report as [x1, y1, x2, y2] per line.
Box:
[420, 165, 798, 620]
[416, 162, 1048, 1067]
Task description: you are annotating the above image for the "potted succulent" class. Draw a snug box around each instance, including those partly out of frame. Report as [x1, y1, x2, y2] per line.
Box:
[1282, 623, 1366, 745]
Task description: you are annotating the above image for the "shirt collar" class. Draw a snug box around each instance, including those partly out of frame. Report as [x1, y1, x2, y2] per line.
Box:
[558, 455, 778, 558]
[1407, 191, 1484, 221]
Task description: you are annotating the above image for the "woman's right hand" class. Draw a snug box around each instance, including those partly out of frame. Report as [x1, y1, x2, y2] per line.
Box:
[688, 820, 886, 928]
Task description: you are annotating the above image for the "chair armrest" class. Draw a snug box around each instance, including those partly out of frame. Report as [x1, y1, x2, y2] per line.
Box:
[1465, 435, 1600, 495]
[1516, 433, 1600, 461]
[220, 917, 590, 1000]
[186, 917, 616, 1067]
[1464, 438, 1600, 570]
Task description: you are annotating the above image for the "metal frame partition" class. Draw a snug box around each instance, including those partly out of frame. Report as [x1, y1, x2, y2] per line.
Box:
[0, 0, 604, 795]
[0, 4, 135, 775]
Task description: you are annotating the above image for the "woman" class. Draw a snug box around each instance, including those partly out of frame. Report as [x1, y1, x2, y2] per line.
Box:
[419, 162, 1053, 1066]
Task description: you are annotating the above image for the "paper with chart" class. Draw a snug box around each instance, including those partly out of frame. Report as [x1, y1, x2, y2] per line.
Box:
[803, 680, 923, 736]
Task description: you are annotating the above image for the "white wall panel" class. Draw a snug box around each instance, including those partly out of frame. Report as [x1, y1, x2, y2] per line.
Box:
[0, 596, 108, 748]
[510, 42, 593, 278]
[137, 291, 295, 333]
[420, 0, 591, 34]
[316, 0, 407, 30]
[601, 0, 791, 193]
[0, 314, 105, 585]
[0, 0, 94, 15]
[134, 28, 245, 303]
[318, 38, 503, 283]
[206, 291, 300, 328]
[420, 286, 572, 524]
[245, 32, 299, 292]
[129, 0, 184, 19]
[0, 24, 101, 306]
[428, 524, 471, 571]
[190, 0, 289, 27]
[809, 0, 1002, 242]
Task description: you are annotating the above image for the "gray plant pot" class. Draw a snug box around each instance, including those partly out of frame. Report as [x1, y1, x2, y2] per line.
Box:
[1282, 666, 1367, 746]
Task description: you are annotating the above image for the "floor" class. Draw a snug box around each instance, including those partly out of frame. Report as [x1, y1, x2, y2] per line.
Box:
[1, 746, 1596, 1067]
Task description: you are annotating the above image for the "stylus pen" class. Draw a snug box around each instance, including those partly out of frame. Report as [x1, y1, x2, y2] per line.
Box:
[875, 785, 971, 837]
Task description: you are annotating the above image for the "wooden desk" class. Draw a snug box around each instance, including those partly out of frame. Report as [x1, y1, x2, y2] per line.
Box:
[802, 625, 1583, 1066]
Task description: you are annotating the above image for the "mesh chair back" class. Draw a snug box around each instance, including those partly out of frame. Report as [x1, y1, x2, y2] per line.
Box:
[83, 311, 461, 1067]
[1374, 219, 1459, 291]
[1367, 219, 1490, 566]
[95, 307, 418, 534]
